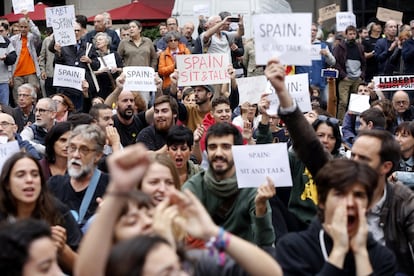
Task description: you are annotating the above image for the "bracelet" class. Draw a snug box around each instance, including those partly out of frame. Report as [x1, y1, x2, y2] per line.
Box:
[206, 227, 231, 266]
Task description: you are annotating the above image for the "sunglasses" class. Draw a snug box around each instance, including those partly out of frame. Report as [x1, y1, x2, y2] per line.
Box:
[168, 39, 178, 42]
[317, 115, 339, 125]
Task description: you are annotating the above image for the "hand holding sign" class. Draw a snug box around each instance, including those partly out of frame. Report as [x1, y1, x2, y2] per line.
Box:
[255, 177, 276, 216]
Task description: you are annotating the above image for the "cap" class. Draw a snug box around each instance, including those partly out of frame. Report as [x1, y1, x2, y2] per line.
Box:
[193, 85, 214, 93]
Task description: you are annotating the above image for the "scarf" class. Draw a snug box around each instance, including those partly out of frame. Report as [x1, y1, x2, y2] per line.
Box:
[204, 169, 239, 197]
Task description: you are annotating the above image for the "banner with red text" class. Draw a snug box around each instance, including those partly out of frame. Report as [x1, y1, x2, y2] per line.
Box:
[373, 75, 414, 91]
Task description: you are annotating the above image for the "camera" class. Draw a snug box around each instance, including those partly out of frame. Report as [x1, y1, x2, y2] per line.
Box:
[228, 17, 239, 22]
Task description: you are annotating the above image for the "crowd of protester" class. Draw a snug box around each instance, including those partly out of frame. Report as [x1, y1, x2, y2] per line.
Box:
[0, 7, 413, 276]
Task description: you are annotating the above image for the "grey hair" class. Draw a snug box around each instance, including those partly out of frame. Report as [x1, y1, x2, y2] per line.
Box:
[93, 32, 112, 47]
[69, 124, 105, 153]
[38, 97, 57, 112]
[18, 83, 37, 100]
[164, 31, 181, 43]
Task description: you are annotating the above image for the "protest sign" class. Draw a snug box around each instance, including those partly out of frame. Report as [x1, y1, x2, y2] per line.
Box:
[0, 141, 20, 173]
[376, 7, 403, 25]
[318, 4, 340, 22]
[123, 66, 156, 92]
[193, 4, 210, 18]
[98, 53, 117, 71]
[253, 13, 312, 66]
[336, 12, 356, 32]
[265, 73, 312, 114]
[348, 94, 370, 114]
[236, 76, 267, 104]
[53, 64, 85, 91]
[232, 143, 292, 188]
[12, 0, 34, 14]
[176, 54, 230, 86]
[373, 75, 414, 91]
[311, 44, 322, 61]
[45, 5, 76, 46]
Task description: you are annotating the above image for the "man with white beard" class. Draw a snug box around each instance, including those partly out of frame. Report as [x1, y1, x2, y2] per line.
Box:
[47, 124, 109, 233]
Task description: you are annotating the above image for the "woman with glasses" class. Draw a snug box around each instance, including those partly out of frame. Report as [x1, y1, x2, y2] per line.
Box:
[158, 31, 191, 90]
[51, 93, 75, 122]
[0, 152, 82, 274]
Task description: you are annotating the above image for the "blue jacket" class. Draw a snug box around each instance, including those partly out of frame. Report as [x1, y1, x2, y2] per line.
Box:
[15, 133, 41, 160]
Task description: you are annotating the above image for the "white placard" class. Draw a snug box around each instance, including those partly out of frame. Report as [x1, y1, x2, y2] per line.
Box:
[0, 141, 20, 173]
[348, 94, 370, 114]
[45, 5, 76, 46]
[311, 44, 322, 61]
[373, 75, 414, 91]
[336, 12, 356, 32]
[98, 53, 117, 71]
[265, 73, 312, 114]
[123, 66, 156, 92]
[53, 64, 85, 91]
[176, 54, 230, 86]
[12, 0, 34, 14]
[253, 13, 312, 66]
[193, 4, 210, 18]
[236, 76, 267, 104]
[232, 143, 292, 188]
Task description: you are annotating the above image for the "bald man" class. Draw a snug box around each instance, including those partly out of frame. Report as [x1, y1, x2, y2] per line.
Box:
[0, 113, 40, 159]
[84, 14, 120, 51]
[392, 90, 414, 124]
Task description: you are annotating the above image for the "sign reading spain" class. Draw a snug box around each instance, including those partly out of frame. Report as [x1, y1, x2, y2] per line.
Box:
[176, 54, 230, 86]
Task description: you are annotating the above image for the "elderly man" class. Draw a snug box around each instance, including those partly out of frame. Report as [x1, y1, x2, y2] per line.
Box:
[392, 90, 414, 125]
[20, 97, 56, 156]
[48, 124, 109, 233]
[375, 20, 398, 75]
[84, 13, 120, 52]
[10, 13, 41, 104]
[0, 26, 16, 105]
[156, 17, 188, 51]
[12, 83, 36, 132]
[0, 113, 40, 159]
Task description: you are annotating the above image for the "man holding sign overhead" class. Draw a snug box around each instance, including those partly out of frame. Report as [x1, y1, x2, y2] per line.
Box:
[182, 123, 275, 246]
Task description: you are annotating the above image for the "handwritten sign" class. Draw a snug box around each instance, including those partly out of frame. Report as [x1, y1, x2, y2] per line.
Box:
[348, 94, 370, 114]
[336, 12, 356, 32]
[318, 4, 340, 22]
[45, 5, 76, 46]
[265, 73, 312, 114]
[253, 13, 312, 66]
[311, 44, 322, 61]
[232, 143, 292, 188]
[373, 75, 414, 91]
[376, 7, 403, 25]
[236, 76, 267, 104]
[12, 0, 34, 14]
[123, 66, 156, 92]
[176, 54, 230, 86]
[98, 53, 117, 71]
[53, 64, 85, 91]
[0, 141, 20, 173]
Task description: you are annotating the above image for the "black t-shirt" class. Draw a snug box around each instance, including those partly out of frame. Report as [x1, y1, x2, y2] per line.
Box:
[113, 111, 148, 147]
[47, 172, 109, 228]
[136, 125, 168, 151]
[362, 36, 380, 80]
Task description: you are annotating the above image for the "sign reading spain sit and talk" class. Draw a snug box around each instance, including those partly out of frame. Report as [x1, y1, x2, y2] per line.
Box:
[373, 75, 414, 91]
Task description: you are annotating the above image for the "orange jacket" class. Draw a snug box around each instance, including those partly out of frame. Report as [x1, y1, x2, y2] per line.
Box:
[158, 43, 191, 89]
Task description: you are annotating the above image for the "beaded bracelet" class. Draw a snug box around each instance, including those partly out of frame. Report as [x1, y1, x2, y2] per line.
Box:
[206, 227, 231, 266]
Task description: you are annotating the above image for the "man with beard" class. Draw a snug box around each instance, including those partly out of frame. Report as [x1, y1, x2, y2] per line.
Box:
[136, 95, 178, 152]
[182, 122, 275, 246]
[183, 84, 214, 132]
[334, 25, 366, 121]
[112, 90, 152, 147]
[48, 124, 109, 233]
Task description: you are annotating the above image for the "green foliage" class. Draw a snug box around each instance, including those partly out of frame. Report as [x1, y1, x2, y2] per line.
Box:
[142, 27, 160, 41]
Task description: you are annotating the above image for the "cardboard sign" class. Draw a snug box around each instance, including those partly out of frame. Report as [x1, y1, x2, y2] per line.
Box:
[12, 0, 34, 14]
[373, 75, 414, 91]
[98, 53, 117, 71]
[376, 7, 403, 25]
[265, 73, 312, 114]
[318, 4, 340, 22]
[53, 64, 85, 91]
[311, 44, 322, 61]
[236, 76, 267, 104]
[123, 66, 156, 92]
[336, 12, 356, 32]
[253, 13, 312, 66]
[0, 141, 20, 173]
[45, 5, 76, 46]
[176, 54, 230, 86]
[348, 94, 370, 114]
[232, 143, 293, 188]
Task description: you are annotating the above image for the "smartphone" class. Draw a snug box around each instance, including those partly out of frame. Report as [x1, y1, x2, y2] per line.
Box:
[228, 17, 239, 22]
[321, 68, 339, 78]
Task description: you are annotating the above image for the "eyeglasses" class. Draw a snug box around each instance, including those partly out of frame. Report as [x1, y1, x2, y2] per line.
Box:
[168, 39, 178, 42]
[0, 121, 14, 128]
[67, 144, 97, 156]
[34, 108, 52, 114]
[395, 100, 408, 106]
[317, 115, 339, 125]
[74, 29, 81, 32]
[167, 23, 177, 26]
[18, 93, 31, 98]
